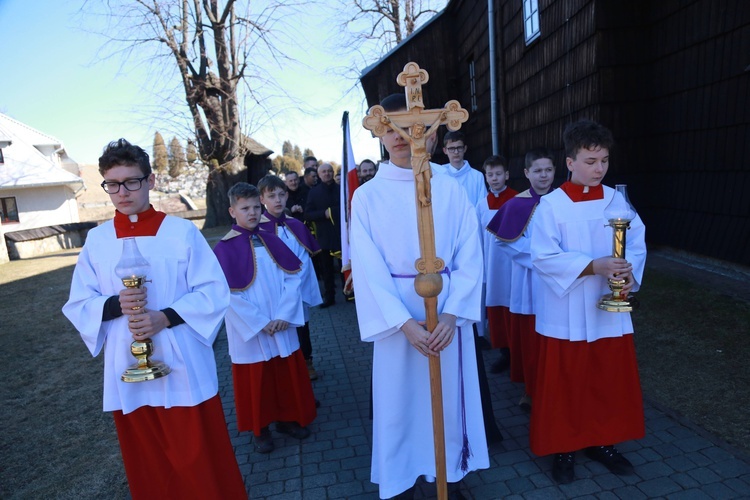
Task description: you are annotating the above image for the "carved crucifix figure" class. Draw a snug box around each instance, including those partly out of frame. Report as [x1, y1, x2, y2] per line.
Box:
[362, 61, 469, 500]
[364, 62, 468, 210]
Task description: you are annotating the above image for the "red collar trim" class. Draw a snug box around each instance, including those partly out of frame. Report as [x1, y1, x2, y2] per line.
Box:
[560, 181, 604, 202]
[114, 206, 167, 238]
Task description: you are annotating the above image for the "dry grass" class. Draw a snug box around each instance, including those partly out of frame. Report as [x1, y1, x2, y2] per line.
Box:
[0, 249, 130, 499]
[633, 267, 750, 453]
[0, 241, 748, 498]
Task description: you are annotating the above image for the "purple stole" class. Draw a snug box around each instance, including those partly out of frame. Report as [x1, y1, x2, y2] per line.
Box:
[486, 188, 545, 242]
[259, 211, 321, 256]
[213, 224, 301, 291]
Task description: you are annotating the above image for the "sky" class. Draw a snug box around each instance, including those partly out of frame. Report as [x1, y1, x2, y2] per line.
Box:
[0, 0, 419, 167]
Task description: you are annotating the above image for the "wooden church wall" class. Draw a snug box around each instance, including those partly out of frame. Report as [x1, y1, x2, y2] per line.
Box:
[359, 0, 749, 265]
[601, 0, 750, 265]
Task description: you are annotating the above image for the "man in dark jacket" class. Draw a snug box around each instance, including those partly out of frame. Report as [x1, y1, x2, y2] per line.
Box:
[305, 162, 341, 307]
[297, 158, 319, 204]
[284, 171, 307, 221]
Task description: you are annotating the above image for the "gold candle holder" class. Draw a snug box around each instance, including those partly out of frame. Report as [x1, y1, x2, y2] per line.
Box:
[597, 185, 639, 312]
[116, 238, 171, 382]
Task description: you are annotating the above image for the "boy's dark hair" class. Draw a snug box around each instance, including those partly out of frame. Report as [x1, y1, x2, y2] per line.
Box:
[482, 155, 508, 172]
[284, 170, 299, 178]
[98, 138, 151, 176]
[257, 174, 287, 195]
[443, 130, 466, 147]
[380, 93, 407, 112]
[303, 156, 318, 164]
[227, 182, 260, 206]
[525, 148, 555, 170]
[304, 166, 318, 176]
[563, 120, 614, 159]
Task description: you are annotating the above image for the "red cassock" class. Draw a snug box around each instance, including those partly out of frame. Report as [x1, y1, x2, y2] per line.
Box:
[233, 350, 317, 435]
[64, 207, 246, 499]
[529, 335, 644, 455]
[114, 395, 247, 499]
[487, 305, 511, 349]
[528, 182, 647, 456]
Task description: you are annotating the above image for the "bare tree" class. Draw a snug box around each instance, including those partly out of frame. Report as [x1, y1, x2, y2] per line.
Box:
[339, 0, 447, 57]
[86, 0, 299, 226]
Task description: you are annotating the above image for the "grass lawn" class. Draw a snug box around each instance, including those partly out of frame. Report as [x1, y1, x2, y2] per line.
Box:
[633, 265, 750, 453]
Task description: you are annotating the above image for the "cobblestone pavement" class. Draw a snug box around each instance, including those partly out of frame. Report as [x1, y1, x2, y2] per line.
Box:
[215, 295, 750, 500]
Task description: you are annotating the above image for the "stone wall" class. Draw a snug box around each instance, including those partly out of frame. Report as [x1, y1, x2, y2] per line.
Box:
[154, 162, 209, 200]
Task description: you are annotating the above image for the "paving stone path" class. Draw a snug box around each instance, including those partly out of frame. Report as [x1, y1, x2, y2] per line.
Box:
[214, 297, 750, 499]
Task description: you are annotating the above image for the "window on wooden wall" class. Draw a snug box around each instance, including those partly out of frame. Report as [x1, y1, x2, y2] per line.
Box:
[523, 0, 541, 44]
[468, 59, 478, 112]
[1, 197, 19, 223]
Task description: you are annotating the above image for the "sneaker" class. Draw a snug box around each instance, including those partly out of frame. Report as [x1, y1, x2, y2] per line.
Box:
[552, 452, 576, 484]
[254, 427, 274, 454]
[585, 445, 634, 475]
[306, 358, 319, 381]
[276, 421, 311, 440]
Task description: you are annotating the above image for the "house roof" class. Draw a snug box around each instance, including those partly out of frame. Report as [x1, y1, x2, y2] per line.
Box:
[0, 113, 84, 191]
[241, 135, 273, 157]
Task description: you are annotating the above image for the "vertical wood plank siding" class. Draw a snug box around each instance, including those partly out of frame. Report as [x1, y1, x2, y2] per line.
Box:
[360, 0, 749, 265]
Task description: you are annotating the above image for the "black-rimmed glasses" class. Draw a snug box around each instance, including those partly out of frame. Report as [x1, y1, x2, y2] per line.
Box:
[100, 175, 149, 194]
[445, 146, 466, 153]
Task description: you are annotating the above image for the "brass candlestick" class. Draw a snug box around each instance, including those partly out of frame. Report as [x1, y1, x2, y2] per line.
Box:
[115, 238, 171, 382]
[598, 185, 639, 312]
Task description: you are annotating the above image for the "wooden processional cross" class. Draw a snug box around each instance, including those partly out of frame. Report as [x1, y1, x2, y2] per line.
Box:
[363, 62, 469, 500]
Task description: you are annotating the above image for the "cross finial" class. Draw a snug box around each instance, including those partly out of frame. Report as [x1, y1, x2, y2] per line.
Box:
[396, 62, 429, 110]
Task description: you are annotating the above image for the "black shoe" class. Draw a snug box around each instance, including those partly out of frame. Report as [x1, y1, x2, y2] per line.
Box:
[275, 421, 311, 439]
[476, 336, 492, 350]
[254, 427, 274, 453]
[585, 445, 634, 475]
[552, 452, 576, 484]
[486, 427, 504, 446]
[489, 354, 510, 374]
[319, 299, 335, 308]
[518, 393, 532, 412]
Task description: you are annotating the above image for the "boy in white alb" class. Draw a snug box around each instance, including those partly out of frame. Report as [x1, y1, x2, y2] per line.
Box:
[476, 155, 517, 374]
[351, 94, 489, 499]
[258, 174, 324, 380]
[62, 139, 245, 499]
[530, 120, 646, 484]
[487, 148, 555, 410]
[214, 183, 317, 454]
[435, 130, 487, 207]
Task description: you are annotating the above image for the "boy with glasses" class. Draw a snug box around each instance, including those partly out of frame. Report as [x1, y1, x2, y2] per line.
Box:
[63, 139, 245, 499]
[435, 130, 487, 207]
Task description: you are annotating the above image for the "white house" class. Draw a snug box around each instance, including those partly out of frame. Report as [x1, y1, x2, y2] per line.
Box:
[0, 113, 84, 230]
[0, 113, 85, 262]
